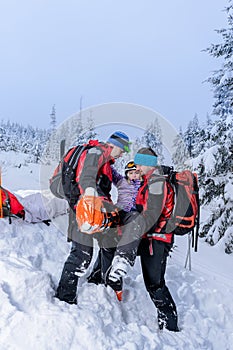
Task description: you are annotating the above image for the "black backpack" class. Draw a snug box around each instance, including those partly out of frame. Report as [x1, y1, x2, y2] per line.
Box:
[49, 141, 88, 209]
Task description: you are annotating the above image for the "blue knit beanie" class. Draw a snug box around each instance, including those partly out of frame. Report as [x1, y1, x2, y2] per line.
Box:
[107, 131, 130, 153]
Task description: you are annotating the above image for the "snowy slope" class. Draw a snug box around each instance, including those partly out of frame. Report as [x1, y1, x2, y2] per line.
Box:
[0, 152, 233, 350]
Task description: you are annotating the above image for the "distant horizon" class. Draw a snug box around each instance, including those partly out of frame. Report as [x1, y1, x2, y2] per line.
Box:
[0, 100, 217, 136]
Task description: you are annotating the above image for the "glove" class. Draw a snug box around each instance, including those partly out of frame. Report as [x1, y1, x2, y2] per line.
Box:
[76, 193, 107, 234]
[105, 209, 120, 227]
[42, 219, 51, 226]
[84, 187, 98, 197]
[108, 256, 130, 283]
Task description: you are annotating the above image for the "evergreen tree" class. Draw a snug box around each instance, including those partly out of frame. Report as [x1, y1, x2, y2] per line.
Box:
[67, 113, 86, 147]
[0, 125, 6, 151]
[183, 114, 205, 158]
[0, 119, 48, 163]
[143, 118, 164, 164]
[172, 127, 190, 170]
[50, 105, 57, 132]
[43, 108, 98, 162]
[199, 1, 233, 253]
[82, 111, 97, 142]
[204, 113, 214, 149]
[130, 135, 145, 158]
[46, 105, 60, 161]
[205, 3, 233, 118]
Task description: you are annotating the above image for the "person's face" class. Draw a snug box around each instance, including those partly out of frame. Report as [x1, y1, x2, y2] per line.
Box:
[110, 145, 125, 159]
[136, 164, 152, 175]
[127, 169, 141, 181]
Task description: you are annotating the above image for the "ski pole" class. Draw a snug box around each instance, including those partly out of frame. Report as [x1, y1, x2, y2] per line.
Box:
[184, 232, 192, 271]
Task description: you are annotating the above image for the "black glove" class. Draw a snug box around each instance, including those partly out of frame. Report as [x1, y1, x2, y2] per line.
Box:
[105, 209, 120, 228]
[42, 219, 51, 226]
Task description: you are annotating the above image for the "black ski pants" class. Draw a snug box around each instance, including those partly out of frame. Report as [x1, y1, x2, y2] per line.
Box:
[56, 227, 120, 303]
[138, 239, 179, 331]
[56, 235, 93, 303]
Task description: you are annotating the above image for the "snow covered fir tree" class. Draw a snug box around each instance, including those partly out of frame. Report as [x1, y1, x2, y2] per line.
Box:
[0, 120, 49, 163]
[41, 110, 97, 163]
[199, 1, 233, 254]
[172, 1, 233, 254]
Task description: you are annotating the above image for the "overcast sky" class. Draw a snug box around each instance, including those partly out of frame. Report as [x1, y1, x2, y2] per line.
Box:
[0, 0, 228, 131]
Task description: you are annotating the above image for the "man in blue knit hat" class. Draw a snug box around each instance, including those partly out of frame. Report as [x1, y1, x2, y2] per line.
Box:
[55, 131, 130, 305]
[106, 131, 131, 154]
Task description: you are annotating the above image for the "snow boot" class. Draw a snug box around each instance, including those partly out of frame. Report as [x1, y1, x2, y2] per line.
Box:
[54, 291, 77, 305]
[108, 256, 130, 283]
[157, 309, 179, 332]
[55, 263, 79, 305]
[87, 269, 102, 285]
[148, 285, 179, 332]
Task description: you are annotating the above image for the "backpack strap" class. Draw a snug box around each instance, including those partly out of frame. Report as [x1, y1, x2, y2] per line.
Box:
[64, 142, 96, 173]
[192, 173, 200, 252]
[148, 174, 172, 221]
[148, 174, 168, 196]
[67, 145, 87, 172]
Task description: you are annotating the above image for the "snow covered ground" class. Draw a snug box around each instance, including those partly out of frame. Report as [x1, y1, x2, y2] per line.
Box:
[0, 152, 233, 350]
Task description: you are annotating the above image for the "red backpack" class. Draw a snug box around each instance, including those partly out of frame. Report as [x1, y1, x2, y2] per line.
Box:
[166, 169, 200, 251]
[49, 139, 113, 210]
[0, 186, 25, 223]
[136, 168, 200, 251]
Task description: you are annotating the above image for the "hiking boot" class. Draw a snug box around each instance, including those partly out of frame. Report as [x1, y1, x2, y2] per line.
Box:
[54, 293, 77, 305]
[148, 285, 179, 332]
[106, 274, 123, 292]
[108, 256, 129, 283]
[55, 285, 77, 305]
[157, 310, 179, 332]
[87, 269, 102, 285]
